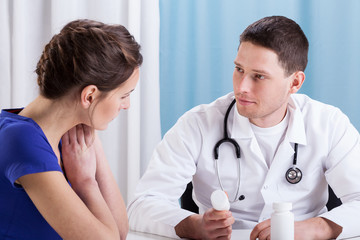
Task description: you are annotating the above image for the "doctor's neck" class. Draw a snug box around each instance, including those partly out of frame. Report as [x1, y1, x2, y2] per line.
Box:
[248, 104, 289, 128]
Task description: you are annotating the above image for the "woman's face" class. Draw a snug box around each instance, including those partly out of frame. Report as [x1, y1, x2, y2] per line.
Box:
[90, 68, 140, 130]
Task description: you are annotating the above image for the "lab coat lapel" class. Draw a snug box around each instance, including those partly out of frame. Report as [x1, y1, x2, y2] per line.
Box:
[286, 96, 307, 146]
[230, 105, 267, 168]
[266, 98, 308, 182]
[267, 141, 295, 181]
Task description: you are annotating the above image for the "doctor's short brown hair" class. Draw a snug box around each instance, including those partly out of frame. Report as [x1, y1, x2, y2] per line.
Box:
[240, 16, 309, 77]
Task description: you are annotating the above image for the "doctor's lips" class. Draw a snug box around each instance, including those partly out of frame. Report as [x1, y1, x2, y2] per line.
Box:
[236, 97, 255, 106]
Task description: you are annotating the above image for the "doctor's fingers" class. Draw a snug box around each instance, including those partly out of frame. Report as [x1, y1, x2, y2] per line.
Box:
[206, 209, 233, 221]
[203, 215, 234, 233]
[203, 225, 232, 240]
[204, 216, 235, 230]
[250, 219, 271, 240]
[256, 228, 271, 240]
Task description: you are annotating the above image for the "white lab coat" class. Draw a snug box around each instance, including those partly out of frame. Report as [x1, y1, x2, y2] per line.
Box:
[128, 92, 360, 239]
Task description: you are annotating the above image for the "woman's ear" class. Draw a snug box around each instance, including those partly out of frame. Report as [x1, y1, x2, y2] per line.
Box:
[80, 85, 99, 109]
[290, 71, 305, 94]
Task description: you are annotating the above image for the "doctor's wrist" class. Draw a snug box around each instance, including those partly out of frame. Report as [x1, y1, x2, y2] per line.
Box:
[298, 217, 342, 239]
[175, 214, 202, 239]
[316, 217, 342, 239]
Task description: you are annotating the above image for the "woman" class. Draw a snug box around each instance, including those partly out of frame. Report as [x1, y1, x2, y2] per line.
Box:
[0, 19, 142, 239]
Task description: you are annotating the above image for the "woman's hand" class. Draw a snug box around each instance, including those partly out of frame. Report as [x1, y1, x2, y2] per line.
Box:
[61, 124, 96, 187]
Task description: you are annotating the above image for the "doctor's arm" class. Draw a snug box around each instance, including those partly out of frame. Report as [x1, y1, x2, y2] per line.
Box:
[318, 113, 360, 239]
[250, 217, 341, 240]
[175, 208, 235, 240]
[129, 112, 227, 238]
[128, 111, 236, 239]
[127, 116, 199, 238]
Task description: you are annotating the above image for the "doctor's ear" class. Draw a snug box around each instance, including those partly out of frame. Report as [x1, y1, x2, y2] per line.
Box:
[80, 85, 99, 109]
[289, 71, 305, 94]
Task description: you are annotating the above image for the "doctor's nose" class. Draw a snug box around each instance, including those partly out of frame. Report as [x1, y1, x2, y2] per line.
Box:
[234, 73, 252, 93]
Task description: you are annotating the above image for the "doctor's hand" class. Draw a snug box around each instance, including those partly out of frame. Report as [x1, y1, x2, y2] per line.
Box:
[249, 219, 270, 240]
[201, 208, 235, 240]
[249, 217, 342, 240]
[175, 208, 234, 240]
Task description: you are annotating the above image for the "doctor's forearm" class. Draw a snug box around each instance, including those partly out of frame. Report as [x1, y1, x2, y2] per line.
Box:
[295, 217, 342, 239]
[175, 214, 202, 239]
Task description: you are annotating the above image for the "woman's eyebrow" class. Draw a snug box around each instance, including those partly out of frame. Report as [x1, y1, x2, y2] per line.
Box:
[123, 89, 135, 95]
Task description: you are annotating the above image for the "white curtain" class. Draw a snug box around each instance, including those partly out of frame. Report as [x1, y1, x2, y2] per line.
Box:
[0, 0, 161, 204]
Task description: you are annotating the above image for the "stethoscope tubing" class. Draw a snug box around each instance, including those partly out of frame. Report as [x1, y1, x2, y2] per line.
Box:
[213, 98, 302, 203]
[215, 156, 241, 203]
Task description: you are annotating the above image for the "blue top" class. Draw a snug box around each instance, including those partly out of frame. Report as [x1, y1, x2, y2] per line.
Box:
[0, 109, 62, 239]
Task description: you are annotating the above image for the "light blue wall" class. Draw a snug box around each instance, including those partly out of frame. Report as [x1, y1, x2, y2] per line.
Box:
[160, 0, 360, 135]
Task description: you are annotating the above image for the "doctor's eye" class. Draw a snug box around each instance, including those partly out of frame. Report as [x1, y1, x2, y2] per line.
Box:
[235, 66, 244, 73]
[253, 74, 265, 80]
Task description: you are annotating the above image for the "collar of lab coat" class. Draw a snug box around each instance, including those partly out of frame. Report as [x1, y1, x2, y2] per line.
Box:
[230, 95, 307, 146]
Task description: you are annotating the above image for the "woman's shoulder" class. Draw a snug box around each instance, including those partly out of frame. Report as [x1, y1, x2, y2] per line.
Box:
[0, 111, 51, 165]
[0, 109, 45, 142]
[0, 112, 60, 186]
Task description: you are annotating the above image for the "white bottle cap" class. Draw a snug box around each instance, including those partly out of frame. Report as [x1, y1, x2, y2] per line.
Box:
[211, 190, 230, 211]
[273, 202, 292, 212]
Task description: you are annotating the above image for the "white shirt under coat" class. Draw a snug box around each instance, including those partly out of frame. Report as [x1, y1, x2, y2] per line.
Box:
[128, 92, 360, 239]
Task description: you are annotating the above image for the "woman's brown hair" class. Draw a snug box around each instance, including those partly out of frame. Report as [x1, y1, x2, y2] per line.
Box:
[36, 19, 143, 99]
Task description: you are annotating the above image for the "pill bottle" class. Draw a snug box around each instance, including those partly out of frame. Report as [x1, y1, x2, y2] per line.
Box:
[270, 202, 294, 240]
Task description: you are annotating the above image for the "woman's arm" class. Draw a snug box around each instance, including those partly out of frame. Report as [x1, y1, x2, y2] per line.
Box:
[17, 124, 119, 240]
[93, 132, 129, 239]
[19, 166, 119, 240]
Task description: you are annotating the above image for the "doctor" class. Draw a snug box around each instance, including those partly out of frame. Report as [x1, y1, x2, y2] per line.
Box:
[128, 16, 360, 240]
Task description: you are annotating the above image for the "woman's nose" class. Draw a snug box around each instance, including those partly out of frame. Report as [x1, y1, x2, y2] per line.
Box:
[121, 97, 130, 110]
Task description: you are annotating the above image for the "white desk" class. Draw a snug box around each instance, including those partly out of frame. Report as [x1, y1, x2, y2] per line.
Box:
[128, 229, 251, 240]
[127, 231, 174, 240]
[128, 229, 360, 240]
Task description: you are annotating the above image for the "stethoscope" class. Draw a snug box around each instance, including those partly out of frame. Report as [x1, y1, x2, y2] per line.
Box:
[213, 99, 302, 203]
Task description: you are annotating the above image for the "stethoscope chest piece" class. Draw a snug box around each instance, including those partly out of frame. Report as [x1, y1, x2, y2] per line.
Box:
[285, 166, 302, 184]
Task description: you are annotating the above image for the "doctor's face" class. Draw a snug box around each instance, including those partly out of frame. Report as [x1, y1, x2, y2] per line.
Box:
[233, 41, 297, 128]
